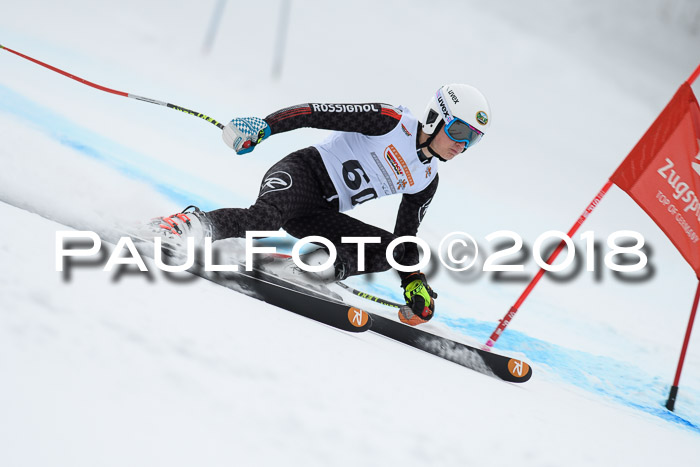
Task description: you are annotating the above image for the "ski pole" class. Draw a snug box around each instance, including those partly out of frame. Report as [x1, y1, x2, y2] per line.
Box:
[335, 282, 403, 308]
[0, 44, 225, 130]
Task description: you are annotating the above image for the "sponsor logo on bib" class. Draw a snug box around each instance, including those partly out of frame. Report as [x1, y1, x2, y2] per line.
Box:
[385, 145, 414, 187]
[384, 146, 404, 179]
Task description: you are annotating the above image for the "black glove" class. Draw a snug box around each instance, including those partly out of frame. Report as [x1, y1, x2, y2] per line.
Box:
[398, 272, 438, 326]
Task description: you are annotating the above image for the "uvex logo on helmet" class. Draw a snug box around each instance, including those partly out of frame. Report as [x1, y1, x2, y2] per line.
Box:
[260, 171, 293, 197]
[448, 89, 459, 104]
[437, 94, 450, 120]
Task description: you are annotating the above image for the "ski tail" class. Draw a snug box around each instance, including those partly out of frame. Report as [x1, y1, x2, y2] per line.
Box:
[369, 314, 532, 382]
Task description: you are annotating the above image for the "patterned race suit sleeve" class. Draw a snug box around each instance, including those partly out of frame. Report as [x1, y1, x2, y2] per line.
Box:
[264, 103, 402, 136]
[393, 174, 440, 279]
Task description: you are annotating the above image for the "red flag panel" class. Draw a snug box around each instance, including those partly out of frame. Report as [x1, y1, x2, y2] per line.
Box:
[611, 83, 700, 278]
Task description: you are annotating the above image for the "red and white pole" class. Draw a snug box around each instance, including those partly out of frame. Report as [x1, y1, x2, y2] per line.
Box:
[484, 180, 613, 348]
[666, 281, 700, 411]
[664, 63, 700, 412]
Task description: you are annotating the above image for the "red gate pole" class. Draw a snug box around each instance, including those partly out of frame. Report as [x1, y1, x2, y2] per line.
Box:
[666, 280, 700, 411]
[665, 63, 700, 411]
[484, 180, 614, 348]
[687, 63, 700, 86]
[485, 63, 700, 350]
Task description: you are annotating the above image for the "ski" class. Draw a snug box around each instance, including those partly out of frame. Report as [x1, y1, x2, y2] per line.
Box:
[60, 210, 530, 368]
[119, 229, 529, 376]
[336, 282, 532, 382]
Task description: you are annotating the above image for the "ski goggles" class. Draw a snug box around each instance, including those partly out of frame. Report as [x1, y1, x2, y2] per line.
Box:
[435, 88, 484, 147]
[443, 118, 484, 147]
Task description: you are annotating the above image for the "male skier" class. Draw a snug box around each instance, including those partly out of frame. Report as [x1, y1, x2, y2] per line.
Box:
[153, 83, 491, 326]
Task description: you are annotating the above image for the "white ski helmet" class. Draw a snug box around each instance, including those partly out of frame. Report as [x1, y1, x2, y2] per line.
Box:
[421, 83, 491, 150]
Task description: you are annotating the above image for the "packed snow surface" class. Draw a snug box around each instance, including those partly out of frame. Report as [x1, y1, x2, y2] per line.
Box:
[1, 0, 699, 465]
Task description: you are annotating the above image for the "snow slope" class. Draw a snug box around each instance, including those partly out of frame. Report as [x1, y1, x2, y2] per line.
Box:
[1, 201, 698, 467]
[1, 0, 699, 465]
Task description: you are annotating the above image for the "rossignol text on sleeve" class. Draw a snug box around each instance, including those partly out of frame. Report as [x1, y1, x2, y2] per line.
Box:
[265, 103, 402, 136]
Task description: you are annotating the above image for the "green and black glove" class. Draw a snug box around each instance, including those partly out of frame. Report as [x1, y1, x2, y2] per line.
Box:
[399, 272, 438, 326]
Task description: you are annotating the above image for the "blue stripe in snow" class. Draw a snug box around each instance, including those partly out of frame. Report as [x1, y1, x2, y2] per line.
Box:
[441, 315, 700, 433]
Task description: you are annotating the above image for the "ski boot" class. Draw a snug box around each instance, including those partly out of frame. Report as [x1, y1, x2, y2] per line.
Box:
[148, 205, 214, 252]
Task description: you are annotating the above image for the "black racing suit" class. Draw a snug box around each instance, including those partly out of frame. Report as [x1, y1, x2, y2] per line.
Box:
[207, 103, 439, 280]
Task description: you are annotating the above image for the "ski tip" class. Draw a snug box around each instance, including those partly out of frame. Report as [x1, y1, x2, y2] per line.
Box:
[503, 358, 532, 383]
[346, 307, 372, 332]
